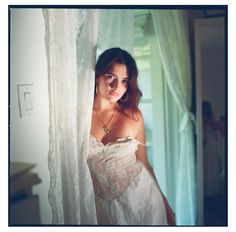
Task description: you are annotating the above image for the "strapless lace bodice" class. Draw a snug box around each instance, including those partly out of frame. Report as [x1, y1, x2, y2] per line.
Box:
[87, 135, 143, 200]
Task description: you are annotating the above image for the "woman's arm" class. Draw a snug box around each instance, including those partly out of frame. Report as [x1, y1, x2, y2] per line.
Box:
[135, 112, 156, 179]
[162, 194, 176, 225]
[135, 112, 176, 225]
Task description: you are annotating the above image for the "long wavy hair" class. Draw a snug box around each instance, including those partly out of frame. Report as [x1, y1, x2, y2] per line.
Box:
[95, 47, 142, 118]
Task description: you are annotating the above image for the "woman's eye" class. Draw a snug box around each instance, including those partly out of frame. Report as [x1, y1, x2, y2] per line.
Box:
[105, 74, 115, 81]
[123, 80, 129, 85]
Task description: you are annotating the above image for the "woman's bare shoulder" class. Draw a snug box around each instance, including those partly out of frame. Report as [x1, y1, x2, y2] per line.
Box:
[123, 109, 143, 122]
[111, 109, 144, 138]
[121, 110, 144, 135]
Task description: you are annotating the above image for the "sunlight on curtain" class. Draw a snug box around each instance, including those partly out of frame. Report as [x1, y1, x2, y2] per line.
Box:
[43, 8, 135, 224]
[43, 8, 196, 225]
[97, 9, 135, 56]
[133, 12, 170, 196]
[151, 10, 197, 225]
[43, 9, 99, 224]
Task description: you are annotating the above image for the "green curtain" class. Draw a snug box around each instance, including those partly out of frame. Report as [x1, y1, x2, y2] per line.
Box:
[151, 10, 197, 225]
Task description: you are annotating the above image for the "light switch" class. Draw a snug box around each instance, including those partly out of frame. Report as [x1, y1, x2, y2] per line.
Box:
[17, 84, 34, 118]
[24, 92, 33, 110]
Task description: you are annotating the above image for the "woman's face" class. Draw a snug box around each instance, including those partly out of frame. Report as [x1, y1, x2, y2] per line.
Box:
[96, 63, 129, 102]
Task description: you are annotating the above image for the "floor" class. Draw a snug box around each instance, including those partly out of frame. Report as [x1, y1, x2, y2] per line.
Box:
[204, 195, 227, 226]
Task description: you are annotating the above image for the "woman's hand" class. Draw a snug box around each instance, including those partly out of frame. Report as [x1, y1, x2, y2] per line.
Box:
[162, 194, 176, 225]
[166, 203, 176, 225]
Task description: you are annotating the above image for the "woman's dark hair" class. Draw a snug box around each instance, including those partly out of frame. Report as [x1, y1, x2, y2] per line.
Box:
[95, 47, 142, 118]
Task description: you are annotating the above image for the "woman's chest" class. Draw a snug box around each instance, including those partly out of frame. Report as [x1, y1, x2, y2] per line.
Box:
[91, 115, 138, 145]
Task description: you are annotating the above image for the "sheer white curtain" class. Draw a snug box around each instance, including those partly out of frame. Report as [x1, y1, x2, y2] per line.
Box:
[151, 10, 197, 225]
[43, 9, 135, 224]
[43, 9, 99, 224]
[97, 9, 135, 56]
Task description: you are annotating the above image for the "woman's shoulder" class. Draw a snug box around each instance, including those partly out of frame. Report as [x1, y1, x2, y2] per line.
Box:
[120, 110, 144, 134]
[115, 109, 143, 138]
[122, 108, 143, 122]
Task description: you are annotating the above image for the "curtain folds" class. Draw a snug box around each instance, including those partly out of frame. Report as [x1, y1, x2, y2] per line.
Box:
[97, 9, 135, 56]
[43, 9, 135, 224]
[151, 10, 197, 225]
[44, 8, 196, 225]
[43, 9, 99, 224]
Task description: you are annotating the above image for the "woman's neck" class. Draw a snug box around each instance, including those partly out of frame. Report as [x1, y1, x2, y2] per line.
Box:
[93, 95, 117, 112]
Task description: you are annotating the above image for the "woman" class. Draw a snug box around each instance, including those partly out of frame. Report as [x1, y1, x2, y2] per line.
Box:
[88, 47, 175, 225]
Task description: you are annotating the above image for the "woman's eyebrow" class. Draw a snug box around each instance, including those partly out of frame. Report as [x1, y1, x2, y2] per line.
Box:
[106, 72, 118, 78]
[106, 72, 128, 79]
[106, 72, 117, 78]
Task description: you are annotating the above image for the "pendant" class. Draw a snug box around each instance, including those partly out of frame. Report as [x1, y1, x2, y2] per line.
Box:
[103, 125, 110, 134]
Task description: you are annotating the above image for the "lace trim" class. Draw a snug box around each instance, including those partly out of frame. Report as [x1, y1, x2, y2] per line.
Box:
[44, 9, 95, 224]
[88, 136, 143, 200]
[89, 134, 145, 147]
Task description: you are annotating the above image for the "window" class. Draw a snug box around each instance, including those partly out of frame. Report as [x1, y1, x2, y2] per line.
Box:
[133, 11, 167, 192]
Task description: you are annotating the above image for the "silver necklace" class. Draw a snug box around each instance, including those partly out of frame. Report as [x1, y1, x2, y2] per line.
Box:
[96, 110, 116, 134]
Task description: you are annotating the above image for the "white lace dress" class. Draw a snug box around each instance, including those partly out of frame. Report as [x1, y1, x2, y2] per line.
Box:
[87, 135, 167, 225]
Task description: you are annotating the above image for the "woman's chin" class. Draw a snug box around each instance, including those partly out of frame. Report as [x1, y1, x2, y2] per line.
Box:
[106, 94, 120, 102]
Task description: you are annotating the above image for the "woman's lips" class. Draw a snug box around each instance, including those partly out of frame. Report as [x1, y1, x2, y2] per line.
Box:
[109, 91, 120, 97]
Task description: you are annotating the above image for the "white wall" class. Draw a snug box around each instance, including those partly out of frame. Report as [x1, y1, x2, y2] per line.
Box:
[10, 8, 52, 224]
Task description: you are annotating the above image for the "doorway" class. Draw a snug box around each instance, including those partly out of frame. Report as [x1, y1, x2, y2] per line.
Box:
[195, 17, 227, 225]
